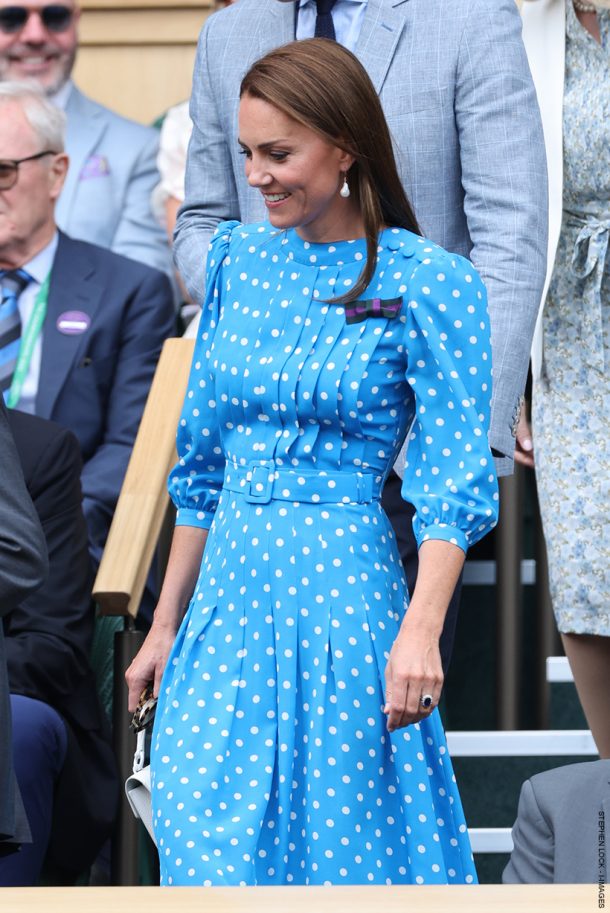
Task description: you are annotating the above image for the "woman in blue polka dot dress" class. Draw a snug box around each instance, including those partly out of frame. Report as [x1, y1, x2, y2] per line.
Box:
[126, 39, 498, 887]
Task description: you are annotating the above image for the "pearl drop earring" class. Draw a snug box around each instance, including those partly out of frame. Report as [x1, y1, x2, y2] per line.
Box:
[339, 175, 350, 199]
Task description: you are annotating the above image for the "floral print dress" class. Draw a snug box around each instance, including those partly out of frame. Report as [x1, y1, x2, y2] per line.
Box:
[533, 0, 610, 635]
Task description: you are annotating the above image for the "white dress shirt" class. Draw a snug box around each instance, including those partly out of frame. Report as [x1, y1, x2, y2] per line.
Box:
[296, 0, 367, 51]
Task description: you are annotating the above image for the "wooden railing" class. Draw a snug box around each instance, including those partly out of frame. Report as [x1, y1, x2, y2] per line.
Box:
[0, 884, 597, 912]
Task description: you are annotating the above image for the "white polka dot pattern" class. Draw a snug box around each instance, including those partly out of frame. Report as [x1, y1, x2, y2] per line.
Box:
[154, 221, 497, 886]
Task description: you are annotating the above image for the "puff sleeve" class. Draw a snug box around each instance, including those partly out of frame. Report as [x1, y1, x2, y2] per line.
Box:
[401, 249, 499, 552]
[168, 220, 239, 528]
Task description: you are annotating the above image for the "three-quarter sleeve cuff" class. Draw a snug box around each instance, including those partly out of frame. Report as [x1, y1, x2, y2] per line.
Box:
[175, 506, 215, 530]
[415, 523, 470, 554]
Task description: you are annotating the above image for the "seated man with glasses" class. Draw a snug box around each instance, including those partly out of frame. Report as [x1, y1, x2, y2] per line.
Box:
[0, 82, 175, 613]
[0, 0, 172, 279]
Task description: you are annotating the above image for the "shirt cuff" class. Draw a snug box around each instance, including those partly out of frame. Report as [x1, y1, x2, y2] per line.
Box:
[416, 523, 469, 554]
[175, 506, 214, 530]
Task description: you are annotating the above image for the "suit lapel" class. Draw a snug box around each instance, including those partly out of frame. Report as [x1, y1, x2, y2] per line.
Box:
[56, 87, 106, 226]
[355, 0, 410, 95]
[36, 233, 103, 419]
[238, 0, 411, 128]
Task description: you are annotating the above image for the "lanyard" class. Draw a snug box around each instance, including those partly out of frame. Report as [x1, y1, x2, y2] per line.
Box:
[6, 273, 51, 409]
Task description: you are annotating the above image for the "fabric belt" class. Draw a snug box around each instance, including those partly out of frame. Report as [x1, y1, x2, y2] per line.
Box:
[223, 461, 382, 505]
[566, 209, 610, 373]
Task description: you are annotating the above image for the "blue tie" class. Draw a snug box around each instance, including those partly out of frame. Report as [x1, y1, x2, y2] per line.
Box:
[314, 0, 337, 40]
[0, 268, 30, 401]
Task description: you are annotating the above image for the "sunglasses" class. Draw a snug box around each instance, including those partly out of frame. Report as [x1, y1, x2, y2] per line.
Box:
[0, 151, 57, 190]
[0, 5, 73, 34]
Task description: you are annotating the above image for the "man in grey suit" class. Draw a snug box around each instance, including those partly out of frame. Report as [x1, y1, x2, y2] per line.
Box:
[174, 0, 548, 669]
[0, 0, 172, 278]
[0, 398, 47, 854]
[503, 760, 610, 884]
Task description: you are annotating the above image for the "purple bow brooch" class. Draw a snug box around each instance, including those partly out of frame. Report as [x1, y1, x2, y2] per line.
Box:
[344, 296, 402, 325]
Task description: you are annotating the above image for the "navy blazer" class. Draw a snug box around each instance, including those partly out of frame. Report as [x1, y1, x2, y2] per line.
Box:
[33, 232, 176, 571]
[0, 401, 46, 849]
[5, 411, 118, 874]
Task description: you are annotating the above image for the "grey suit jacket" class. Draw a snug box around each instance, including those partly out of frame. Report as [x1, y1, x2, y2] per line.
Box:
[55, 85, 173, 280]
[503, 760, 610, 884]
[174, 0, 548, 471]
[0, 399, 47, 845]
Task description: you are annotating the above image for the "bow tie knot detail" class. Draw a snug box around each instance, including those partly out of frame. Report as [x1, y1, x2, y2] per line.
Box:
[344, 297, 403, 325]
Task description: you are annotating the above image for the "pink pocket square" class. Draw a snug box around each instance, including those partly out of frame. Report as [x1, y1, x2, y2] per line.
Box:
[79, 154, 110, 180]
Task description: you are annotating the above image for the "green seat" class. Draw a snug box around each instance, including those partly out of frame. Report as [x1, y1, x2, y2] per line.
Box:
[90, 612, 125, 723]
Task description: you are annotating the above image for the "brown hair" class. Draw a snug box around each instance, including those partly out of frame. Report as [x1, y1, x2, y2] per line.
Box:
[240, 38, 420, 304]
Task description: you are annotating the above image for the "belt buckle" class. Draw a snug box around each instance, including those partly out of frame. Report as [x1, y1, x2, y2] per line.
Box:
[355, 473, 373, 503]
[244, 463, 274, 504]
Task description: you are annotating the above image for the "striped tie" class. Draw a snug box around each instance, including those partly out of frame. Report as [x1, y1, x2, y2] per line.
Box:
[0, 268, 30, 400]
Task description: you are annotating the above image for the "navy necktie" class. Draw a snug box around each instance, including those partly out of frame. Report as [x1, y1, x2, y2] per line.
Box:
[314, 0, 337, 40]
[0, 268, 30, 400]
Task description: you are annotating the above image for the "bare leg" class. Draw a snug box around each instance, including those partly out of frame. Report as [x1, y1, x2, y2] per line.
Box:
[561, 632, 610, 758]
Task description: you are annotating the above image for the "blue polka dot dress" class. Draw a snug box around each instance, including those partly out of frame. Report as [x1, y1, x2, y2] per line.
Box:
[152, 221, 498, 886]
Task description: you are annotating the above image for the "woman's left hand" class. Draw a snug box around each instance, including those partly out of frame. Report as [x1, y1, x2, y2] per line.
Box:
[514, 410, 535, 469]
[384, 617, 444, 732]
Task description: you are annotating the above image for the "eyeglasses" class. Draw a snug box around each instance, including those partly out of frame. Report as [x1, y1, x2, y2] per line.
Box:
[0, 151, 57, 190]
[0, 5, 73, 34]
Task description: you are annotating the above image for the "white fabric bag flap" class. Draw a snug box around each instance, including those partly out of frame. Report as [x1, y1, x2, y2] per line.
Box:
[125, 765, 156, 844]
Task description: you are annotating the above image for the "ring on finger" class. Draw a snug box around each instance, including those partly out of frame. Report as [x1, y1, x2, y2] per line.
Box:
[420, 693, 434, 710]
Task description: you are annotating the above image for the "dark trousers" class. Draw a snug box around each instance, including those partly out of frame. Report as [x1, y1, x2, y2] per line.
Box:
[0, 695, 67, 886]
[381, 470, 464, 675]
